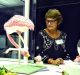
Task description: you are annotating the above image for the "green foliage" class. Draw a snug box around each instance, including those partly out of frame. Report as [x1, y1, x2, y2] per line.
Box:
[0, 66, 7, 75]
[0, 66, 17, 75]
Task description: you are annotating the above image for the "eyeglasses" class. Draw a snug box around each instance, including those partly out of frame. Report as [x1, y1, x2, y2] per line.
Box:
[46, 19, 56, 24]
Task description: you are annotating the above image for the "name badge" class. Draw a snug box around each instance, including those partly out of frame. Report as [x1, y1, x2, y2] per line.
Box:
[55, 39, 64, 45]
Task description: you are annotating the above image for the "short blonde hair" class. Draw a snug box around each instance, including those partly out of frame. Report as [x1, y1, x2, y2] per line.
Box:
[45, 9, 63, 25]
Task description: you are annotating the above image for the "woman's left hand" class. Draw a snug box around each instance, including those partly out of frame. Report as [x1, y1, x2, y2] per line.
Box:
[74, 56, 80, 62]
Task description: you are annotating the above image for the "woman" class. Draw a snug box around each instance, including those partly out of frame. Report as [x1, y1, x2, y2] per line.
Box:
[35, 9, 80, 64]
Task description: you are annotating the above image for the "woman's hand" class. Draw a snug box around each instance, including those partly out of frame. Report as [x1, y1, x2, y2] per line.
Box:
[74, 56, 80, 62]
[34, 55, 43, 64]
[48, 58, 64, 65]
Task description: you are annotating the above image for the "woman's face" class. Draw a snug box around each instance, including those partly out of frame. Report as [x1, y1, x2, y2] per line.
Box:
[45, 18, 58, 30]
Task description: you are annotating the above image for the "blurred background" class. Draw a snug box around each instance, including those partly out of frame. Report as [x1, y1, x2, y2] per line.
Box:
[0, 0, 36, 59]
[36, 0, 80, 56]
[0, 0, 80, 59]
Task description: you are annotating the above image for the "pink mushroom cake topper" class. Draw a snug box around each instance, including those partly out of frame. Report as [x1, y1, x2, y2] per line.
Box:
[4, 15, 35, 57]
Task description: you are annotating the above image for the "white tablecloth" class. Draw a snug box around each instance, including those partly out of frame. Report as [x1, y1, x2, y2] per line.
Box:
[0, 58, 80, 75]
[31, 60, 80, 75]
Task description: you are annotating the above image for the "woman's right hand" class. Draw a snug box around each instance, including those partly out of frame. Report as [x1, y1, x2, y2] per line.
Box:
[34, 55, 43, 64]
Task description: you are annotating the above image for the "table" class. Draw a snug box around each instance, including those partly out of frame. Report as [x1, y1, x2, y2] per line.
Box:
[0, 58, 80, 75]
[31, 65, 62, 75]
[0, 58, 62, 75]
[31, 60, 80, 75]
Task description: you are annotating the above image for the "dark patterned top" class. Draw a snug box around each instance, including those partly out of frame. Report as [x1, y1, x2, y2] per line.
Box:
[35, 30, 70, 63]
